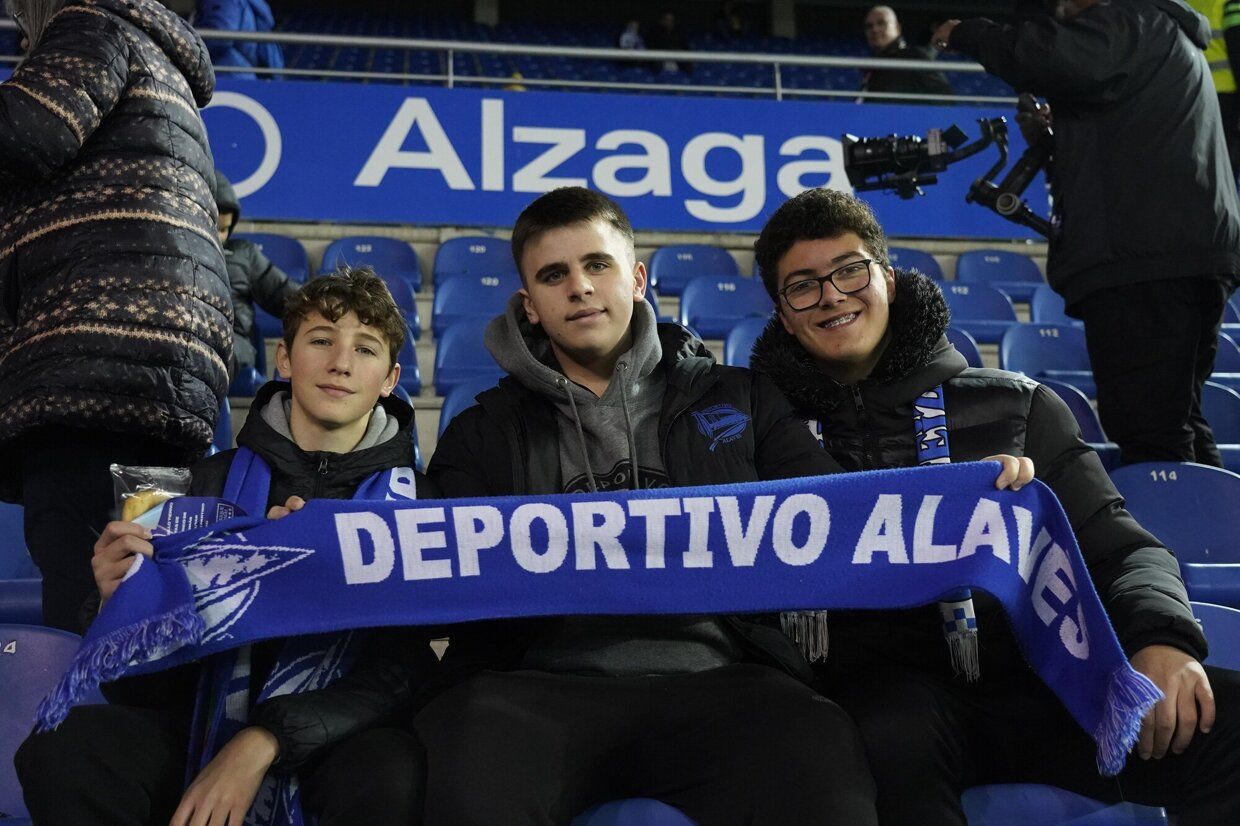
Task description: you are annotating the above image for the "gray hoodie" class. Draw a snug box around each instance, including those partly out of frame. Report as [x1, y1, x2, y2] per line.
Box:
[485, 294, 670, 493]
[484, 295, 743, 676]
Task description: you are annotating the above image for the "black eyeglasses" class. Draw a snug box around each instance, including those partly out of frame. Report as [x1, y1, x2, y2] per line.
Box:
[778, 258, 877, 311]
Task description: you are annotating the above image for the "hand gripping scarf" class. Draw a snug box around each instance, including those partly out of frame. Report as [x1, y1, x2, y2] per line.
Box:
[38, 462, 1161, 776]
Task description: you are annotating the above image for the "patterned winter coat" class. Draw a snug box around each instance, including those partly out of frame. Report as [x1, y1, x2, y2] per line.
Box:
[0, 0, 232, 501]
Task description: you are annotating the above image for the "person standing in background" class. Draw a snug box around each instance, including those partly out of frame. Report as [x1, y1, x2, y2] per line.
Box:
[862, 6, 954, 100]
[0, 0, 231, 631]
[935, 0, 1240, 467]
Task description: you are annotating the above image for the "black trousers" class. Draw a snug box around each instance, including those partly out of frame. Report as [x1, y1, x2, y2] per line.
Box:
[19, 425, 188, 631]
[826, 663, 1240, 826]
[412, 664, 878, 826]
[1076, 278, 1228, 467]
[14, 704, 425, 825]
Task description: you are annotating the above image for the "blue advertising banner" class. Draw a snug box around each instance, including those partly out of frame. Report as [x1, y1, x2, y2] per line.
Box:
[0, 63, 1045, 238]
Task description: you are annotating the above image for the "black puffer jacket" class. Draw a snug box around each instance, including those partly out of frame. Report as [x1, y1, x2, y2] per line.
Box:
[213, 172, 296, 373]
[950, 0, 1240, 310]
[427, 323, 844, 692]
[0, 0, 232, 501]
[111, 382, 438, 771]
[751, 270, 1207, 678]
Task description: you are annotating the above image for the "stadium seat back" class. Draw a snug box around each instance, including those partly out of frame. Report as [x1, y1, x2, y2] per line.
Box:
[1001, 323, 1091, 374]
[0, 624, 106, 818]
[395, 333, 423, 396]
[1191, 602, 1240, 670]
[1217, 332, 1240, 373]
[942, 284, 1018, 321]
[1038, 379, 1107, 444]
[1204, 381, 1240, 444]
[1110, 462, 1240, 564]
[887, 246, 943, 280]
[439, 376, 505, 437]
[944, 327, 983, 369]
[572, 798, 698, 826]
[321, 236, 422, 292]
[1030, 284, 1081, 327]
[233, 232, 309, 283]
[724, 316, 769, 367]
[434, 321, 504, 396]
[432, 273, 521, 337]
[677, 276, 773, 340]
[377, 272, 421, 338]
[962, 784, 1167, 826]
[956, 249, 1045, 301]
[1225, 300, 1240, 324]
[649, 245, 740, 297]
[0, 503, 35, 580]
[432, 236, 517, 286]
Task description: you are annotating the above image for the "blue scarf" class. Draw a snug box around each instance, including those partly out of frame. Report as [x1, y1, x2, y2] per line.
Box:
[38, 462, 1160, 776]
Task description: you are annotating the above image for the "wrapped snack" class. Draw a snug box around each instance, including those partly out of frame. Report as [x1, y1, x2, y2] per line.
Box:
[111, 464, 192, 526]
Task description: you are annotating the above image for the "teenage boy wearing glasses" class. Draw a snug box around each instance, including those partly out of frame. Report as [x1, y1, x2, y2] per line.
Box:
[749, 187, 1240, 826]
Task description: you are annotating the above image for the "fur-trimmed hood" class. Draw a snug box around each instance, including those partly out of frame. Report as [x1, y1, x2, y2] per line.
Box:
[750, 269, 966, 418]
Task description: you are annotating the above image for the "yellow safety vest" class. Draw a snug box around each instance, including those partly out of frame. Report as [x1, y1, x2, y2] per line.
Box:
[1196, 0, 1236, 93]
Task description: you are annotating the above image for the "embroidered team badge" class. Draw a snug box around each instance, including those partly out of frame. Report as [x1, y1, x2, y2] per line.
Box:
[692, 404, 751, 452]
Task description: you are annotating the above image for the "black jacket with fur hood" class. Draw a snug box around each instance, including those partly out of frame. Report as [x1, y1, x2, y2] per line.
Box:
[750, 270, 1207, 678]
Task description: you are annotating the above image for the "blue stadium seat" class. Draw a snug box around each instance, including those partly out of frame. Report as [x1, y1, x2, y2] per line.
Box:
[962, 784, 1167, 826]
[321, 236, 422, 292]
[1001, 324, 1095, 399]
[0, 625, 107, 820]
[649, 245, 740, 297]
[229, 365, 265, 398]
[432, 236, 518, 286]
[387, 385, 422, 470]
[945, 326, 983, 369]
[432, 274, 521, 338]
[1112, 462, 1240, 608]
[1203, 381, 1240, 444]
[1191, 602, 1240, 669]
[956, 249, 1045, 302]
[211, 399, 233, 455]
[677, 276, 773, 340]
[1039, 379, 1119, 470]
[233, 232, 309, 283]
[434, 320, 505, 396]
[0, 503, 36, 580]
[1212, 332, 1240, 392]
[1030, 284, 1081, 327]
[572, 799, 697, 826]
[1225, 299, 1240, 324]
[395, 332, 423, 397]
[438, 376, 504, 437]
[887, 246, 943, 280]
[941, 283, 1018, 345]
[644, 288, 672, 324]
[378, 273, 422, 340]
[724, 316, 769, 367]
[0, 580, 40, 625]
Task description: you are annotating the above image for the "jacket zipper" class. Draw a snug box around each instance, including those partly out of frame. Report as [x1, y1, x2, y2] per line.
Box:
[314, 456, 329, 498]
[851, 385, 879, 471]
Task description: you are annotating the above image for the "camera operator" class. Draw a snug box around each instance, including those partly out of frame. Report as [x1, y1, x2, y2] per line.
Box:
[934, 0, 1240, 468]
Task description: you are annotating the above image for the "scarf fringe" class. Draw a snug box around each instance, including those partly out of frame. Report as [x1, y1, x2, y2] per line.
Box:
[946, 629, 981, 682]
[1093, 665, 1164, 776]
[35, 604, 205, 732]
[780, 610, 829, 663]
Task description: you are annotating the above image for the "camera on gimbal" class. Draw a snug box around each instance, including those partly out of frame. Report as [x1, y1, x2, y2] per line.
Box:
[842, 112, 1053, 238]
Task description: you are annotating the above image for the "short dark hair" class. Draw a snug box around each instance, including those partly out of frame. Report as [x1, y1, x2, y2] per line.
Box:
[754, 188, 889, 302]
[282, 267, 406, 367]
[510, 187, 635, 281]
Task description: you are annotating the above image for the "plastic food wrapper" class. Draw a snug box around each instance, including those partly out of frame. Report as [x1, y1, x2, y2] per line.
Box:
[110, 464, 191, 531]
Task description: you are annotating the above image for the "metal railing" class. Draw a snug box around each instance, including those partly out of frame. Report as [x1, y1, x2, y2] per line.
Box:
[0, 19, 1015, 105]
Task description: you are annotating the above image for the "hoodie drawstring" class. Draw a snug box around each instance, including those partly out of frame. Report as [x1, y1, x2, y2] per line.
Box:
[616, 361, 641, 491]
[558, 376, 599, 493]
